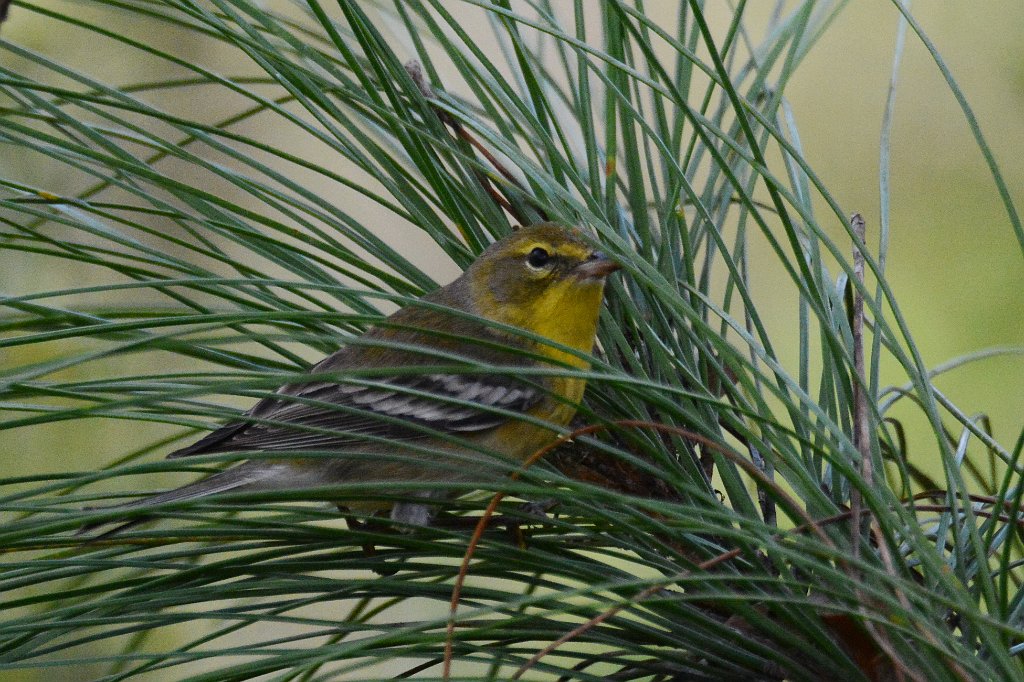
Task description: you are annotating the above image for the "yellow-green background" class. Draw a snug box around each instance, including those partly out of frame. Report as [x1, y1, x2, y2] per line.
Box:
[4, 1, 1020, 481]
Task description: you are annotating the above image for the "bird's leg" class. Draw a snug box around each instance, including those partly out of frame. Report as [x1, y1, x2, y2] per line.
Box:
[390, 503, 433, 528]
[336, 505, 390, 557]
[337, 506, 406, 576]
[516, 497, 560, 519]
[503, 498, 560, 549]
[390, 490, 440, 529]
[428, 498, 561, 550]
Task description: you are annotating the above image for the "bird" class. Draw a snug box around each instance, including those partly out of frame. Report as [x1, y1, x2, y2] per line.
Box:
[81, 223, 620, 535]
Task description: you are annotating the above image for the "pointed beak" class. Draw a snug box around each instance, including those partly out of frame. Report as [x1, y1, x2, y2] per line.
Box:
[574, 251, 621, 280]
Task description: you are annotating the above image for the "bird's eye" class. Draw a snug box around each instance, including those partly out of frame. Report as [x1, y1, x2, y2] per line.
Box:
[526, 247, 550, 269]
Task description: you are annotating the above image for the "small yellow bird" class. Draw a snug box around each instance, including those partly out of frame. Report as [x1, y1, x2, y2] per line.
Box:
[85, 223, 619, 532]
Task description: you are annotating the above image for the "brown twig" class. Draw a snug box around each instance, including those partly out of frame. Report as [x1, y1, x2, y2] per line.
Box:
[404, 60, 548, 226]
[869, 522, 971, 682]
[511, 549, 744, 680]
[512, 491, 984, 682]
[440, 425, 593, 680]
[848, 214, 907, 681]
[843, 216, 965, 681]
[849, 212, 871, 561]
[442, 419, 834, 680]
[510, 481, 935, 680]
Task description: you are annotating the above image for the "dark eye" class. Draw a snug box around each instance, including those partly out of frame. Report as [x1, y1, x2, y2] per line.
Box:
[526, 247, 550, 268]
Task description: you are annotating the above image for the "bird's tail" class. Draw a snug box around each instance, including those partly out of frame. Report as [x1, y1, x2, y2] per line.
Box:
[77, 461, 282, 540]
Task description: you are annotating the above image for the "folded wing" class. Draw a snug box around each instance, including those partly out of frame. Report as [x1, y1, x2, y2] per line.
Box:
[167, 371, 540, 458]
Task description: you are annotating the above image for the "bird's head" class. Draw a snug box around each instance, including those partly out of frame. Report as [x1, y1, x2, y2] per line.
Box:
[463, 223, 619, 355]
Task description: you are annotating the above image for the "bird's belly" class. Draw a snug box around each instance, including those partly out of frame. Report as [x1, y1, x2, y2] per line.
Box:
[478, 379, 585, 464]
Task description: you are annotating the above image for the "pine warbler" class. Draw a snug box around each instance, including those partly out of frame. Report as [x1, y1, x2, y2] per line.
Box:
[85, 223, 618, 532]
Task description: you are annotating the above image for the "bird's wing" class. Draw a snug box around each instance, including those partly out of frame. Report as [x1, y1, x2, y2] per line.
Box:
[168, 290, 550, 458]
[167, 370, 541, 457]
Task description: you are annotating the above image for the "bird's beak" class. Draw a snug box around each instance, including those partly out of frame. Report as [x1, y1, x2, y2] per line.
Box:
[574, 251, 621, 280]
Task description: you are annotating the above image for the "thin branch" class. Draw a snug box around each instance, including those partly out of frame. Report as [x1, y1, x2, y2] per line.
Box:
[443, 419, 836, 681]
[849, 212, 872, 559]
[404, 60, 547, 226]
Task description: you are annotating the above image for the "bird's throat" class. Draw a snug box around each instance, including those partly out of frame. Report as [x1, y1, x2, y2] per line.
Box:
[526, 279, 605, 368]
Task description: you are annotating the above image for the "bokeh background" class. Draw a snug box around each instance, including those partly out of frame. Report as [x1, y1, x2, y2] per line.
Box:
[1, 3, 1022, 678]
[4, 0, 1020, 482]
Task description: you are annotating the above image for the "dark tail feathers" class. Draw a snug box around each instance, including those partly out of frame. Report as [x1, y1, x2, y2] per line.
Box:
[77, 461, 277, 540]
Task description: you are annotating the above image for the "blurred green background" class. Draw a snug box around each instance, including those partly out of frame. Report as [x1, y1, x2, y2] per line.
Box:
[785, 1, 1024, 466]
[2, 0, 1022, 536]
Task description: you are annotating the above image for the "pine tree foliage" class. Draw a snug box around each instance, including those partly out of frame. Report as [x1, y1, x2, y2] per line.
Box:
[2, 2, 1022, 680]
